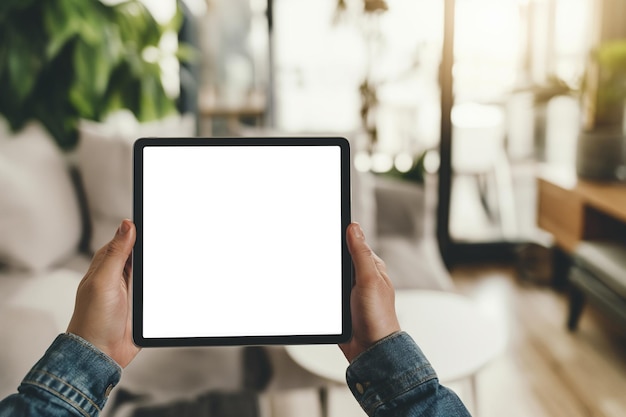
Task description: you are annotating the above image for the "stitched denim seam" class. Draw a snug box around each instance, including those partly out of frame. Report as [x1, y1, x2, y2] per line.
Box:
[365, 374, 438, 414]
[361, 365, 438, 414]
[26, 370, 101, 414]
[21, 380, 92, 417]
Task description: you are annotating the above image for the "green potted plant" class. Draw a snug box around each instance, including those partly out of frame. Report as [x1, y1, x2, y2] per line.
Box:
[577, 39, 626, 180]
[0, 0, 184, 150]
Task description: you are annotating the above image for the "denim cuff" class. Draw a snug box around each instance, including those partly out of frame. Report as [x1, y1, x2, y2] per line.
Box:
[346, 331, 438, 415]
[20, 333, 121, 417]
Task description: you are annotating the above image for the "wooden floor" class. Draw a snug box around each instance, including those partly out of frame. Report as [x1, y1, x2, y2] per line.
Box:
[450, 264, 626, 417]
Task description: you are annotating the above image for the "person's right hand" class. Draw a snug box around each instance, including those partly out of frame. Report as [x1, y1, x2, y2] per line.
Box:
[340, 223, 401, 363]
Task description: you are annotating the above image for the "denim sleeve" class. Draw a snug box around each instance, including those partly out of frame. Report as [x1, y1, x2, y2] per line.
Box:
[346, 331, 472, 417]
[0, 333, 121, 417]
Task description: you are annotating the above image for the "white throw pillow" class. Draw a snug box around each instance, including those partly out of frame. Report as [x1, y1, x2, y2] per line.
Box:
[77, 111, 195, 252]
[0, 123, 82, 271]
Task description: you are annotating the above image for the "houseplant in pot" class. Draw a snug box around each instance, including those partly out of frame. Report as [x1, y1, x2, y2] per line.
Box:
[0, 0, 184, 150]
[577, 40, 626, 180]
[0, 0, 196, 253]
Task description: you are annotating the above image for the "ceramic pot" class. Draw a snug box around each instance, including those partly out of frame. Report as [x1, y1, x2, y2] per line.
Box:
[575, 129, 625, 180]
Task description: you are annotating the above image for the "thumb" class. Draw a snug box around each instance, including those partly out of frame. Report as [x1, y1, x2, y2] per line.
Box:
[346, 223, 381, 284]
[97, 220, 136, 280]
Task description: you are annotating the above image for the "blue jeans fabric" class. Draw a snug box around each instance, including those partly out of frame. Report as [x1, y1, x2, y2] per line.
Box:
[0, 331, 470, 417]
[0, 333, 121, 417]
[347, 331, 472, 417]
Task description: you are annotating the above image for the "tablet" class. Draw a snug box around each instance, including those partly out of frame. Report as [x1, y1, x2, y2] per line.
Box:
[133, 137, 352, 347]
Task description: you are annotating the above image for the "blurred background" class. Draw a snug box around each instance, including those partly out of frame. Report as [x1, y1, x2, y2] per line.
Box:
[1, 0, 625, 416]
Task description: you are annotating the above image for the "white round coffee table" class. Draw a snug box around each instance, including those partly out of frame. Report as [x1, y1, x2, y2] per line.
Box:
[285, 290, 506, 410]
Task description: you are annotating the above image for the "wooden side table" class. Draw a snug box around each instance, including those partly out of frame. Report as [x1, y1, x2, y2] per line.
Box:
[537, 166, 626, 253]
[537, 166, 626, 326]
[537, 167, 626, 288]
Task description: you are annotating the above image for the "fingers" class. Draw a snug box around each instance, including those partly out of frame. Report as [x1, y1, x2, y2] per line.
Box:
[95, 220, 136, 282]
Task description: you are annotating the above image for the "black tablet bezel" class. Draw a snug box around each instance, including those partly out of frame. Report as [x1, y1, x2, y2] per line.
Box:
[133, 137, 352, 347]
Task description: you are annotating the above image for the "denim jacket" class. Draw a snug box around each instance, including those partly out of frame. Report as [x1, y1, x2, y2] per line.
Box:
[347, 331, 471, 416]
[0, 331, 470, 417]
[0, 333, 121, 417]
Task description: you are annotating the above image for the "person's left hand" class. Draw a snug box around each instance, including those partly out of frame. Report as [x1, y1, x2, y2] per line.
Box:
[67, 219, 140, 368]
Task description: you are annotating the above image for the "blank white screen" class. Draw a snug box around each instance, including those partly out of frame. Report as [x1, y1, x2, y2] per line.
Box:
[142, 145, 342, 338]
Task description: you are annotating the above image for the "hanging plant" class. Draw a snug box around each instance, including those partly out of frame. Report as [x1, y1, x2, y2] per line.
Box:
[359, 79, 379, 151]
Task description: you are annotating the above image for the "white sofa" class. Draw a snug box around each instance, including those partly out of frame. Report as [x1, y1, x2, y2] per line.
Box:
[0, 123, 452, 416]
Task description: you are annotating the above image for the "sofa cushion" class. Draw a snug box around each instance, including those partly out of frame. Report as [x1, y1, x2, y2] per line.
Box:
[0, 123, 82, 271]
[77, 112, 195, 252]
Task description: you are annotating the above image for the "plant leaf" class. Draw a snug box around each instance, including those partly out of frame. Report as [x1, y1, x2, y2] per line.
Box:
[70, 39, 113, 119]
[176, 43, 199, 64]
[139, 75, 159, 121]
[0, 0, 178, 150]
[0, 34, 8, 80]
[0, 0, 36, 20]
[43, 0, 78, 59]
[7, 35, 42, 103]
[114, 1, 161, 48]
